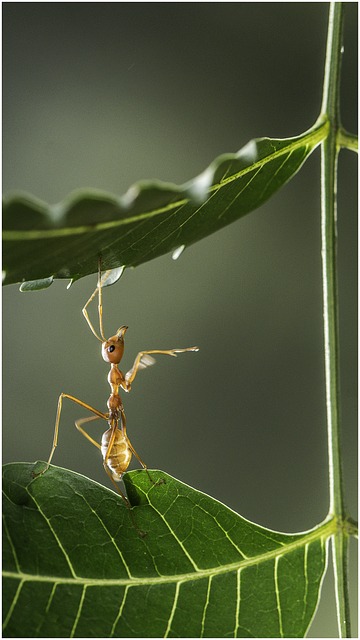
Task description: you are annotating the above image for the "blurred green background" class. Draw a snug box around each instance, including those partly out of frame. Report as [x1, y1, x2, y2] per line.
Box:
[2, 3, 357, 636]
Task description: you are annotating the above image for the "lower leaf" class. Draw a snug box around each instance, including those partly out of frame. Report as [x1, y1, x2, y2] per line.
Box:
[2, 463, 332, 638]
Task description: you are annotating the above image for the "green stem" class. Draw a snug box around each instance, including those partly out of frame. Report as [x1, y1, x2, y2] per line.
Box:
[337, 128, 358, 153]
[320, 3, 351, 637]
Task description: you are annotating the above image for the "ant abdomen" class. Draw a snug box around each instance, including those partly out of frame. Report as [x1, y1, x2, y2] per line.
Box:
[101, 428, 132, 478]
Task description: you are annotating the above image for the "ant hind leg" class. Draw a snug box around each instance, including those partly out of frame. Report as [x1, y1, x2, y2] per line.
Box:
[127, 439, 165, 488]
[120, 408, 165, 488]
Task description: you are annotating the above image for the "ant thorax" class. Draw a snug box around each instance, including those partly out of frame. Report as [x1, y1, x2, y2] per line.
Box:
[107, 364, 125, 388]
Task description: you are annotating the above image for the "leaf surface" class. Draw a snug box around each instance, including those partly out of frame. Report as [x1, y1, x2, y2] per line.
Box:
[2, 462, 332, 638]
[3, 121, 328, 287]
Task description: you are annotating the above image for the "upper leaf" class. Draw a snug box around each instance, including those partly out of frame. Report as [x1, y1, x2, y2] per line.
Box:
[2, 120, 328, 287]
[3, 462, 333, 637]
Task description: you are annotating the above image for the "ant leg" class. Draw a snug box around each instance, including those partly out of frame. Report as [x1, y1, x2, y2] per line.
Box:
[82, 259, 113, 341]
[125, 347, 199, 387]
[121, 409, 165, 487]
[34, 393, 107, 477]
[82, 285, 102, 341]
[97, 266, 114, 343]
[127, 440, 165, 487]
[75, 415, 103, 449]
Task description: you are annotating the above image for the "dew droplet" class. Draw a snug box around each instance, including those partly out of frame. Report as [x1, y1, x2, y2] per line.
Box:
[101, 266, 125, 287]
[172, 245, 186, 260]
[19, 276, 54, 292]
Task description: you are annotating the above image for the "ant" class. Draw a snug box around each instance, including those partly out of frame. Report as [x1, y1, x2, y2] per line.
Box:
[36, 261, 198, 531]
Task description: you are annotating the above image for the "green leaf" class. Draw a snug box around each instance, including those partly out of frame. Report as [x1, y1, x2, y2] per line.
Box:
[3, 120, 328, 287]
[3, 462, 333, 638]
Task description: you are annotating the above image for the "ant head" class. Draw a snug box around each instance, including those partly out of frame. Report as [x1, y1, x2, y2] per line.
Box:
[102, 325, 128, 364]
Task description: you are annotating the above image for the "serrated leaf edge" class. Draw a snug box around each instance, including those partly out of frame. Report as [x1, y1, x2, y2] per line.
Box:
[3, 120, 329, 242]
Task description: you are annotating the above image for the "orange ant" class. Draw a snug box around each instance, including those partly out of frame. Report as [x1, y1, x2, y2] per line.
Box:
[37, 261, 198, 528]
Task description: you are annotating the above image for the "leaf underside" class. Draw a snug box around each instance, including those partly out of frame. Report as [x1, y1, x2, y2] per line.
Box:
[3, 463, 330, 638]
[2, 122, 327, 288]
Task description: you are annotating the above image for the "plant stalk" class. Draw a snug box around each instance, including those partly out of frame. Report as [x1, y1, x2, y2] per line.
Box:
[320, 3, 351, 637]
[337, 128, 358, 153]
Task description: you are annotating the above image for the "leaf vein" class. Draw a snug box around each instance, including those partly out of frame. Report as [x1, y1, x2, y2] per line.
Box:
[2, 518, 335, 589]
[110, 584, 129, 637]
[3, 122, 328, 243]
[74, 489, 132, 579]
[164, 581, 181, 638]
[29, 490, 78, 579]
[274, 556, 283, 637]
[2, 578, 24, 632]
[70, 584, 87, 638]
[2, 512, 21, 573]
[234, 568, 241, 637]
[302, 543, 309, 624]
[200, 575, 212, 638]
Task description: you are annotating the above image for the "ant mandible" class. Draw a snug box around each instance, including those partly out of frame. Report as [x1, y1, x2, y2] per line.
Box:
[38, 261, 199, 515]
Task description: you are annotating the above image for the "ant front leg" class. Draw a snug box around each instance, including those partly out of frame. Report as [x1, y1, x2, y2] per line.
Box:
[124, 347, 199, 387]
[82, 267, 113, 342]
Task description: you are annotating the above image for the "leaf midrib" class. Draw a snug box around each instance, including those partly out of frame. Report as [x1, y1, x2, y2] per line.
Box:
[3, 121, 328, 242]
[3, 517, 334, 587]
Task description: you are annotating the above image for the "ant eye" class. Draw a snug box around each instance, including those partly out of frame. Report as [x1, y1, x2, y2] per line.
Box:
[108, 345, 115, 353]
